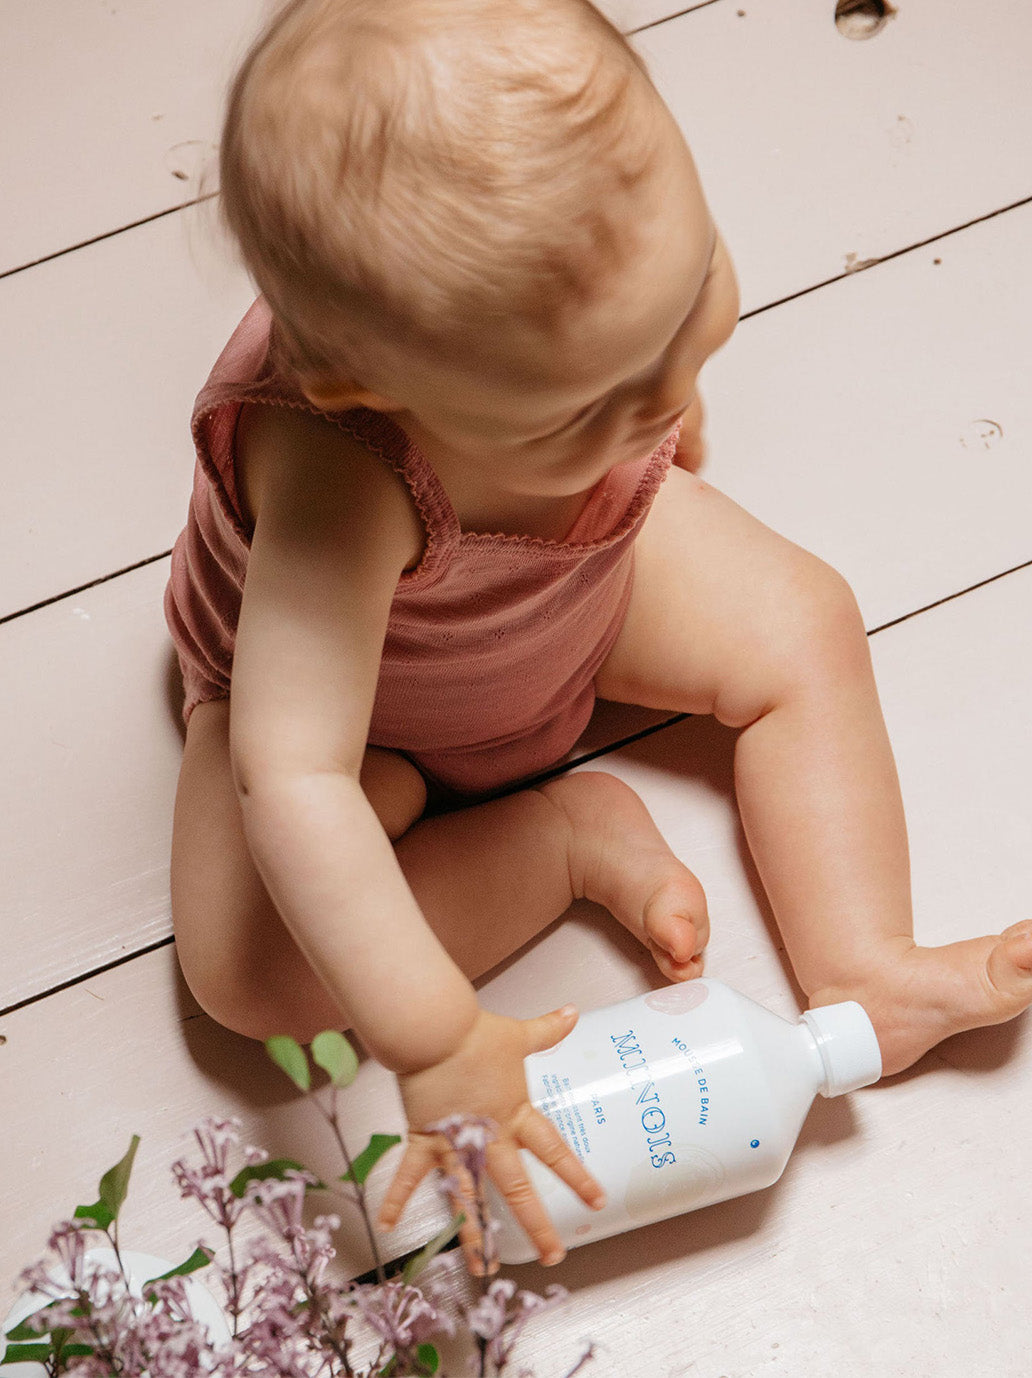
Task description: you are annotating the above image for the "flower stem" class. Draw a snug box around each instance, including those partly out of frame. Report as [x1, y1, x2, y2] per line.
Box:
[560, 1345, 596, 1376]
[225, 1227, 243, 1338]
[104, 1224, 131, 1293]
[324, 1089, 387, 1284]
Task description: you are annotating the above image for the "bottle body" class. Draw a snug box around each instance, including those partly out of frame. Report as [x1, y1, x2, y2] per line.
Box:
[491, 979, 880, 1264]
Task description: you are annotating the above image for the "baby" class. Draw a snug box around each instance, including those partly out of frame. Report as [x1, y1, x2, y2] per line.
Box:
[165, 0, 1032, 1268]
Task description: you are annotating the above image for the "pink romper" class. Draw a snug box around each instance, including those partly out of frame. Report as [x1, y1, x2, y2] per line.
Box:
[165, 300, 676, 797]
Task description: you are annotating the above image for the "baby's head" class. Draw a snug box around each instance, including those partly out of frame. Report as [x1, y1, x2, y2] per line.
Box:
[220, 0, 719, 422]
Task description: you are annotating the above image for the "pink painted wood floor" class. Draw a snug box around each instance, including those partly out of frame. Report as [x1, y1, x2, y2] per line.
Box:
[2, 1, 1030, 1373]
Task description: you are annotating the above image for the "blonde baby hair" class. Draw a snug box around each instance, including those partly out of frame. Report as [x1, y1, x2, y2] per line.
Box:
[219, 0, 663, 386]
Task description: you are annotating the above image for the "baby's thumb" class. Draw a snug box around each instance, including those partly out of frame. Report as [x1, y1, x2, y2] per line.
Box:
[524, 1003, 578, 1056]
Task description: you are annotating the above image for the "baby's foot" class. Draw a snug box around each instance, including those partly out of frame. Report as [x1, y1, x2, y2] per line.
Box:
[811, 922, 1032, 1077]
[537, 771, 708, 982]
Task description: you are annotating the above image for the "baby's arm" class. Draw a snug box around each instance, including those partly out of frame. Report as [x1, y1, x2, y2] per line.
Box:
[229, 406, 603, 1260]
[231, 405, 477, 1066]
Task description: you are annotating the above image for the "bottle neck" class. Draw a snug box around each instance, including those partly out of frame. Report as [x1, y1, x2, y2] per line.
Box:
[798, 1002, 883, 1097]
[797, 1020, 833, 1097]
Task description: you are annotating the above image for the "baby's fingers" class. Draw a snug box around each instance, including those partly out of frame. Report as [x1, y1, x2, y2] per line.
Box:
[515, 1103, 607, 1214]
[488, 1137, 567, 1267]
[377, 1134, 438, 1231]
[489, 1108, 606, 1267]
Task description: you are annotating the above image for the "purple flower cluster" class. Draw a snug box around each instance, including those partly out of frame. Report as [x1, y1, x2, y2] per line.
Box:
[7, 1113, 593, 1378]
[466, 1279, 569, 1371]
[15, 1242, 224, 1378]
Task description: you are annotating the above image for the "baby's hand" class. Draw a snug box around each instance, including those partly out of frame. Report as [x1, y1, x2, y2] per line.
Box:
[377, 1004, 605, 1271]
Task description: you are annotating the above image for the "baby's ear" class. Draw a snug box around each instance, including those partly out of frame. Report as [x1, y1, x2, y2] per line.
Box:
[300, 377, 401, 414]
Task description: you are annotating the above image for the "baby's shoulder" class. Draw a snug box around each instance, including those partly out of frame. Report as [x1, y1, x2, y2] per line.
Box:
[235, 402, 424, 570]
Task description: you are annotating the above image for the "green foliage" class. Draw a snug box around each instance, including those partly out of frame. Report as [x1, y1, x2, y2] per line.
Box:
[229, 1158, 325, 1198]
[1, 1340, 56, 1364]
[1, 1327, 94, 1367]
[402, 1212, 465, 1284]
[72, 1195, 114, 1230]
[266, 1029, 361, 1092]
[310, 1030, 359, 1087]
[5, 1300, 86, 1343]
[340, 1134, 402, 1187]
[73, 1134, 140, 1229]
[265, 1035, 311, 1092]
[379, 1345, 440, 1375]
[143, 1246, 214, 1288]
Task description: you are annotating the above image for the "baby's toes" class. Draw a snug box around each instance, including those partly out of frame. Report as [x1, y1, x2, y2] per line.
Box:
[981, 926, 1030, 1014]
[1000, 919, 1032, 951]
[985, 924, 1032, 1009]
[643, 881, 707, 980]
[651, 945, 705, 984]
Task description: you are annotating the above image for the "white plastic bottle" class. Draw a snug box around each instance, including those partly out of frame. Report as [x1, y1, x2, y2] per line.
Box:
[492, 978, 882, 1264]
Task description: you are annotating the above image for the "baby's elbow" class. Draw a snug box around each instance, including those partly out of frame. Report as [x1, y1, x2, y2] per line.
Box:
[229, 721, 360, 806]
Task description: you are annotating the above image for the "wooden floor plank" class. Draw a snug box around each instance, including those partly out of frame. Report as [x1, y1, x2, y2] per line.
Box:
[0, 204, 253, 620]
[638, 0, 1032, 313]
[701, 201, 1032, 632]
[0, 0, 264, 277]
[0, 945, 412, 1283]
[0, 561, 180, 1012]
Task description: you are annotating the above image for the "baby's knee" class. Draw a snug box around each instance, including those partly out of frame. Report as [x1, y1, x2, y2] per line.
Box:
[778, 552, 870, 684]
[174, 923, 337, 1045]
[170, 873, 325, 1042]
[172, 909, 267, 1040]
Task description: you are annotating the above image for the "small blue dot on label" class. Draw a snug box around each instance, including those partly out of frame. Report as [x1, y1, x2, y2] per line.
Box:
[750, 1140, 760, 1149]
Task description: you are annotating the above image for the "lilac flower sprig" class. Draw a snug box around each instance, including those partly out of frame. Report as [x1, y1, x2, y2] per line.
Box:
[264, 1030, 401, 1285]
[3, 1029, 595, 1377]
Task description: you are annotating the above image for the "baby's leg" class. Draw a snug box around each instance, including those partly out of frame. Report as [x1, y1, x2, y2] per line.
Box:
[597, 467, 1032, 1075]
[399, 769, 708, 986]
[171, 701, 705, 1046]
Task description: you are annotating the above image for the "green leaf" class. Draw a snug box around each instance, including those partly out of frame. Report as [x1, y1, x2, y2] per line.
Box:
[229, 1159, 326, 1198]
[310, 1030, 359, 1088]
[401, 1211, 465, 1284]
[416, 1342, 441, 1374]
[265, 1035, 311, 1091]
[73, 1196, 114, 1230]
[340, 1134, 402, 1187]
[97, 1134, 141, 1224]
[0, 1341, 54, 1364]
[143, 1246, 214, 1288]
[6, 1311, 52, 1342]
[73, 1135, 140, 1228]
[51, 1335, 95, 1360]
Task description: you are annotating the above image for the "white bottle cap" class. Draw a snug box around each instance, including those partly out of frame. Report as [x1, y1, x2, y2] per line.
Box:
[800, 1001, 882, 1097]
